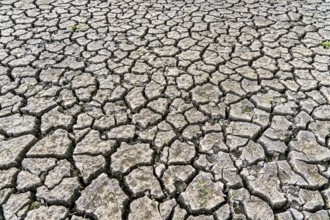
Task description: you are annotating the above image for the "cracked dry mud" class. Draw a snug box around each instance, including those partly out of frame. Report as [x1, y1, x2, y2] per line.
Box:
[0, 0, 330, 219]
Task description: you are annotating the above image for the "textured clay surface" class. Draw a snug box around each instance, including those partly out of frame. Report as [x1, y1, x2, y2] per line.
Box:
[0, 0, 330, 219]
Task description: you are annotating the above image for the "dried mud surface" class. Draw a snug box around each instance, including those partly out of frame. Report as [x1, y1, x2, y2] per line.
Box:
[1, 0, 330, 219]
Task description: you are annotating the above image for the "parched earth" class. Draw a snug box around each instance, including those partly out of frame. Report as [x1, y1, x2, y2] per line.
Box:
[0, 0, 330, 219]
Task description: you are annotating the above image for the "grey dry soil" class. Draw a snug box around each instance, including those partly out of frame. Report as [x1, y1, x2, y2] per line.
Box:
[1, 0, 330, 219]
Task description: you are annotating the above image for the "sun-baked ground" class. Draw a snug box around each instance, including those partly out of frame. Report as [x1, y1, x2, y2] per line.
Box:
[1, 0, 330, 219]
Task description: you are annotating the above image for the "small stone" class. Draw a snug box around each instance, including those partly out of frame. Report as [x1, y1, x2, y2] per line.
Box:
[93, 115, 116, 130]
[242, 162, 287, 209]
[275, 211, 294, 220]
[0, 168, 18, 189]
[251, 90, 281, 111]
[25, 206, 68, 220]
[54, 57, 84, 70]
[154, 46, 179, 57]
[221, 80, 246, 96]
[294, 111, 312, 129]
[277, 161, 307, 186]
[264, 116, 292, 141]
[111, 142, 153, 173]
[0, 114, 36, 136]
[41, 108, 74, 134]
[74, 130, 116, 155]
[11, 66, 37, 78]
[289, 155, 328, 189]
[137, 126, 157, 141]
[229, 99, 255, 121]
[36, 177, 80, 205]
[322, 188, 330, 209]
[195, 152, 242, 189]
[0, 135, 36, 168]
[226, 122, 261, 139]
[177, 74, 194, 90]
[76, 173, 127, 219]
[236, 66, 258, 80]
[254, 16, 273, 27]
[191, 83, 222, 104]
[288, 12, 301, 21]
[129, 196, 162, 220]
[187, 215, 214, 220]
[159, 199, 176, 219]
[289, 131, 330, 162]
[44, 160, 71, 188]
[148, 98, 169, 115]
[309, 120, 330, 145]
[145, 81, 164, 100]
[199, 132, 227, 153]
[226, 135, 249, 151]
[304, 210, 330, 220]
[21, 97, 57, 116]
[132, 108, 162, 129]
[240, 141, 265, 166]
[215, 204, 231, 220]
[258, 136, 288, 156]
[178, 50, 200, 62]
[167, 140, 195, 164]
[182, 125, 202, 140]
[273, 101, 298, 116]
[166, 113, 188, 131]
[125, 87, 146, 112]
[184, 108, 208, 124]
[3, 192, 31, 220]
[154, 130, 176, 150]
[74, 155, 105, 184]
[124, 166, 163, 198]
[27, 129, 71, 157]
[8, 55, 36, 68]
[243, 196, 274, 220]
[39, 68, 64, 83]
[108, 125, 135, 141]
[162, 165, 196, 194]
[200, 102, 227, 119]
[0, 188, 14, 205]
[22, 158, 57, 176]
[172, 206, 187, 220]
[72, 73, 95, 89]
[180, 172, 225, 212]
[71, 216, 88, 220]
[299, 189, 324, 211]
[290, 208, 304, 220]
[16, 171, 41, 191]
